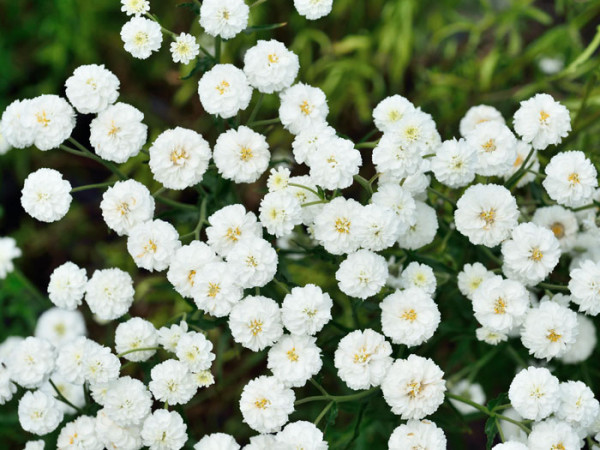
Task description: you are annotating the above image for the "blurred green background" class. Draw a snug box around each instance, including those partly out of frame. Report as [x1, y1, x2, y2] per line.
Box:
[1, 0, 600, 448]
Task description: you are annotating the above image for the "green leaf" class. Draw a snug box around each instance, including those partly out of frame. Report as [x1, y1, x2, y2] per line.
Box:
[484, 415, 498, 450]
[243, 22, 288, 34]
[487, 392, 509, 412]
[323, 401, 339, 435]
[181, 56, 213, 80]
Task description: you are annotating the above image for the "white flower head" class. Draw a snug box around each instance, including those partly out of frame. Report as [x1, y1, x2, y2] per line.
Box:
[397, 201, 438, 250]
[1, 99, 36, 149]
[569, 259, 600, 315]
[543, 151, 597, 208]
[100, 179, 155, 236]
[381, 355, 446, 419]
[47, 261, 87, 310]
[293, 0, 333, 20]
[275, 421, 328, 449]
[381, 287, 441, 347]
[95, 408, 143, 450]
[312, 197, 363, 255]
[449, 380, 486, 415]
[354, 203, 401, 252]
[6, 337, 56, 389]
[21, 168, 72, 222]
[508, 367, 560, 421]
[157, 321, 189, 353]
[502, 140, 539, 188]
[308, 136, 362, 190]
[373, 95, 416, 134]
[149, 360, 197, 405]
[120, 16, 162, 59]
[149, 127, 211, 190]
[560, 314, 596, 364]
[334, 329, 393, 390]
[335, 249, 388, 299]
[82, 341, 121, 385]
[65, 64, 120, 114]
[127, 219, 181, 272]
[191, 262, 243, 317]
[267, 334, 322, 388]
[472, 276, 529, 333]
[199, 0, 249, 39]
[115, 317, 158, 362]
[372, 132, 422, 180]
[279, 83, 329, 135]
[229, 296, 283, 352]
[514, 93, 571, 150]
[388, 419, 447, 450]
[205, 204, 262, 257]
[121, 0, 150, 16]
[239, 376, 295, 434]
[57, 415, 101, 449]
[459, 104, 505, 137]
[85, 268, 135, 321]
[141, 410, 188, 450]
[226, 237, 278, 289]
[431, 138, 477, 188]
[104, 376, 152, 427]
[195, 433, 240, 450]
[0, 237, 21, 279]
[532, 205, 579, 252]
[466, 121, 517, 176]
[259, 190, 303, 238]
[198, 64, 252, 119]
[399, 262, 437, 295]
[18, 390, 64, 435]
[171, 33, 200, 64]
[34, 307, 86, 348]
[90, 102, 147, 163]
[244, 40, 299, 94]
[292, 123, 336, 164]
[26, 95, 76, 151]
[267, 166, 291, 192]
[167, 242, 219, 298]
[457, 262, 495, 300]
[527, 419, 581, 450]
[476, 327, 508, 345]
[371, 183, 417, 234]
[281, 284, 333, 335]
[214, 126, 270, 183]
[175, 331, 215, 372]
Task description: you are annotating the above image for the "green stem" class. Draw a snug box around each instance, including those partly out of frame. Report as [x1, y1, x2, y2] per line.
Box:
[309, 378, 330, 397]
[446, 392, 490, 415]
[294, 387, 379, 406]
[288, 183, 322, 199]
[560, 25, 600, 76]
[272, 278, 291, 294]
[215, 36, 222, 63]
[11, 268, 46, 303]
[250, 0, 268, 6]
[538, 282, 569, 292]
[248, 118, 280, 127]
[71, 180, 116, 193]
[495, 413, 531, 434]
[65, 139, 127, 180]
[505, 147, 535, 190]
[427, 187, 456, 207]
[145, 12, 177, 38]
[194, 197, 209, 240]
[155, 195, 198, 211]
[153, 186, 167, 198]
[355, 141, 378, 149]
[247, 92, 264, 125]
[49, 379, 83, 414]
[301, 200, 328, 207]
[117, 346, 160, 358]
[496, 418, 506, 442]
[314, 401, 334, 426]
[353, 175, 373, 195]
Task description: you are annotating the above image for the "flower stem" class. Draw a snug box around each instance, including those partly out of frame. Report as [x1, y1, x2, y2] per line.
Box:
[301, 200, 328, 208]
[294, 386, 379, 406]
[117, 346, 160, 358]
[71, 181, 116, 193]
[247, 92, 264, 125]
[314, 401, 334, 426]
[288, 183, 322, 199]
[355, 141, 378, 149]
[49, 379, 83, 414]
[214, 36, 222, 63]
[248, 117, 280, 127]
[427, 187, 456, 207]
[155, 195, 198, 211]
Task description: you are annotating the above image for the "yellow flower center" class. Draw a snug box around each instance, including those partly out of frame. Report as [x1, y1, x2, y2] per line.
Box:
[216, 80, 230, 95]
[551, 222, 565, 239]
[568, 173, 580, 185]
[299, 100, 312, 115]
[482, 139, 496, 153]
[221, 9, 230, 20]
[248, 319, 263, 336]
[546, 329, 562, 343]
[539, 110, 550, 124]
[303, 307, 317, 318]
[240, 146, 253, 161]
[268, 53, 279, 63]
[493, 297, 507, 315]
[530, 247, 543, 261]
[187, 270, 196, 286]
[335, 218, 351, 234]
[479, 209, 496, 229]
[35, 111, 50, 127]
[246, 255, 258, 267]
[207, 282, 220, 298]
[401, 309, 417, 322]
[513, 154, 524, 168]
[108, 120, 120, 137]
[54, 323, 66, 336]
[170, 147, 188, 165]
[407, 381, 423, 398]
[388, 110, 401, 122]
[254, 398, 270, 409]
[133, 31, 149, 47]
[403, 126, 419, 142]
[225, 226, 241, 242]
[353, 347, 371, 364]
[286, 348, 299, 362]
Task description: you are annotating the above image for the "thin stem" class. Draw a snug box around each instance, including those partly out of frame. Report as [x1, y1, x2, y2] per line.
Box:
[248, 117, 280, 127]
[49, 379, 83, 414]
[446, 392, 490, 415]
[314, 401, 334, 426]
[427, 187, 456, 207]
[145, 12, 177, 38]
[505, 147, 535, 189]
[117, 346, 160, 358]
[309, 378, 330, 397]
[495, 413, 531, 434]
[65, 138, 127, 180]
[194, 196, 209, 240]
[247, 93, 264, 125]
[353, 175, 373, 195]
[294, 387, 379, 406]
[288, 183, 322, 199]
[71, 181, 116, 193]
[153, 186, 167, 198]
[355, 141, 378, 149]
[214, 36, 222, 63]
[538, 282, 569, 292]
[496, 418, 506, 442]
[301, 200, 328, 208]
[272, 278, 291, 294]
[250, 0, 268, 7]
[155, 195, 198, 211]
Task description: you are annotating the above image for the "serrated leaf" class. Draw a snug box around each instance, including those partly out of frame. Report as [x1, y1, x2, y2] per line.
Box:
[484, 415, 497, 450]
[243, 22, 287, 34]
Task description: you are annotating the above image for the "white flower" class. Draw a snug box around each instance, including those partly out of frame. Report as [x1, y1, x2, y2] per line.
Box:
[502, 141, 539, 188]
[533, 205, 579, 252]
[100, 179, 155, 236]
[459, 105, 505, 137]
[291, 123, 336, 164]
[508, 367, 560, 421]
[27, 95, 76, 150]
[334, 329, 393, 390]
[142, 410, 188, 450]
[457, 262, 495, 301]
[267, 167, 291, 192]
[149, 127, 211, 190]
[57, 415, 101, 450]
[399, 170, 431, 197]
[399, 262, 436, 295]
[157, 321, 189, 353]
[85, 268, 135, 321]
[149, 359, 197, 405]
[0, 365, 16, 405]
[293, 0, 333, 20]
[560, 314, 596, 364]
[41, 374, 85, 415]
[279, 83, 328, 135]
[21, 168, 72, 222]
[18, 390, 63, 435]
[198, 64, 252, 119]
[192, 370, 215, 389]
[476, 327, 508, 345]
[556, 380, 599, 431]
[381, 287, 441, 347]
[95, 408, 143, 450]
[35, 308, 86, 348]
[205, 204, 262, 257]
[472, 276, 529, 333]
[47, 262, 87, 310]
[335, 249, 388, 299]
[388, 419, 447, 450]
[214, 126, 269, 183]
[466, 121, 517, 176]
[492, 443, 528, 450]
[372, 132, 422, 180]
[24, 441, 45, 450]
[65, 64, 120, 114]
[569, 260, 600, 315]
[267, 334, 322, 388]
[167, 243, 219, 298]
[104, 376, 152, 427]
[259, 190, 303, 238]
[514, 93, 571, 150]
[431, 138, 477, 188]
[121, 16, 163, 59]
[115, 317, 158, 362]
[229, 296, 283, 352]
[6, 337, 55, 389]
[191, 262, 243, 317]
[127, 219, 181, 272]
[82, 341, 121, 385]
[372, 95, 416, 134]
[0, 237, 21, 279]
[171, 33, 200, 64]
[454, 183, 519, 247]
[543, 151, 597, 208]
[226, 237, 278, 288]
[54, 337, 87, 385]
[195, 433, 240, 450]
[308, 136, 362, 190]
[371, 183, 417, 234]
[243, 435, 276, 449]
[121, 0, 150, 16]
[354, 203, 401, 252]
[244, 40, 299, 94]
[449, 380, 486, 415]
[275, 421, 328, 449]
[527, 419, 582, 450]
[381, 355, 446, 419]
[286, 175, 323, 225]
[199, 0, 249, 39]
[0, 125, 11, 155]
[281, 284, 333, 335]
[312, 197, 363, 255]
[501, 222, 561, 286]
[397, 201, 438, 250]
[175, 331, 215, 372]
[239, 376, 295, 434]
[1, 99, 36, 149]
[90, 102, 147, 163]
